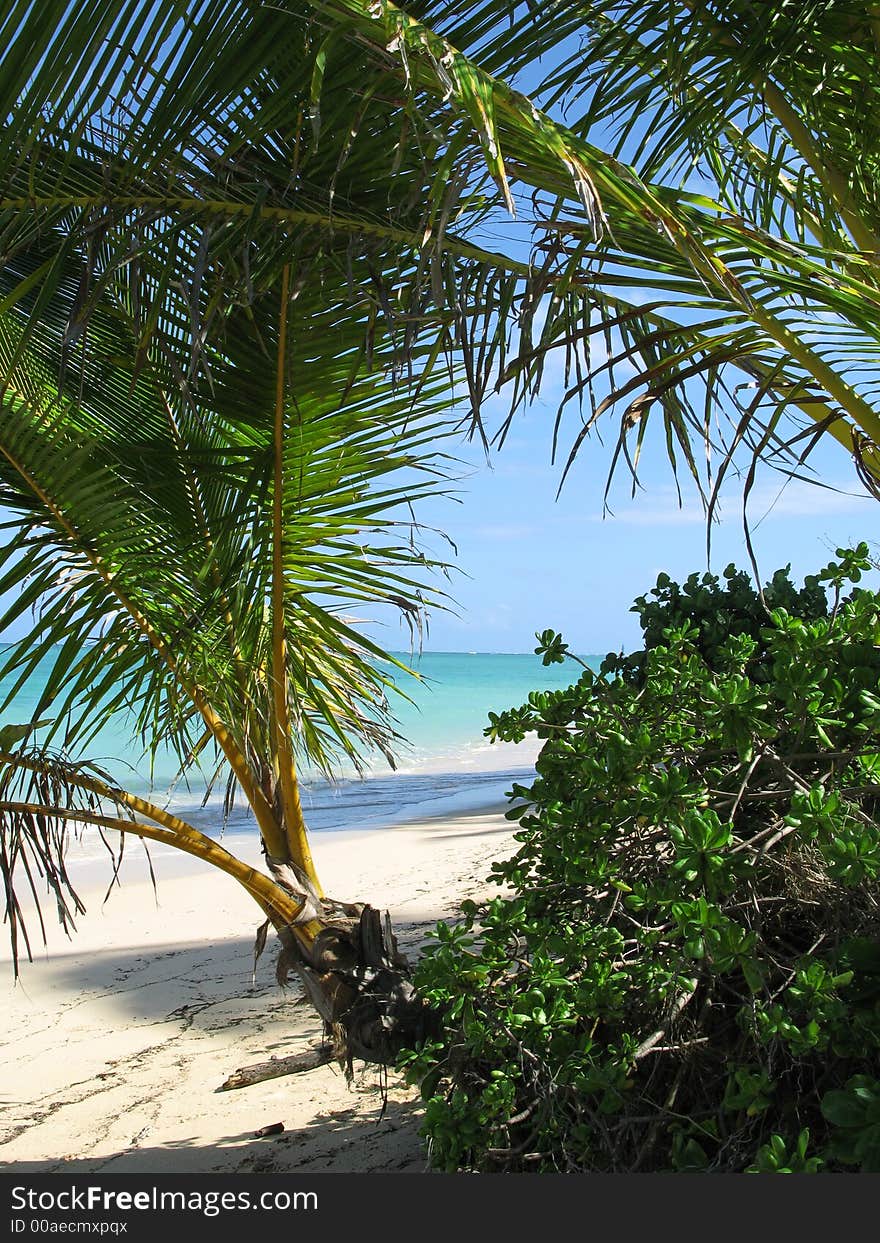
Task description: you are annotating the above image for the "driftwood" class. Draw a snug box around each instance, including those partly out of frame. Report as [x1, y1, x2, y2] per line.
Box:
[219, 1045, 333, 1091]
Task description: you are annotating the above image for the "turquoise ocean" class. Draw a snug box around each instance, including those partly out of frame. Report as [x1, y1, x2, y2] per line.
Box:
[0, 649, 601, 852]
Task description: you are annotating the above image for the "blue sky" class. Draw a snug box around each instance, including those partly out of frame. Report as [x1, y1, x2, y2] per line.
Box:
[374, 383, 880, 657]
[364, 31, 880, 657]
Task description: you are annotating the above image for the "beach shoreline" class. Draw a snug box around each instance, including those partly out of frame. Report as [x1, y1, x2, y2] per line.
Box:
[0, 794, 519, 1174]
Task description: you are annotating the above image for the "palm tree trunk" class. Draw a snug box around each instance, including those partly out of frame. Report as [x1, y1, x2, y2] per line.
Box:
[0, 754, 433, 1066]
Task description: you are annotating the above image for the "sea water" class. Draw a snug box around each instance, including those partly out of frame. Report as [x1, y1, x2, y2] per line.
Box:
[0, 648, 601, 852]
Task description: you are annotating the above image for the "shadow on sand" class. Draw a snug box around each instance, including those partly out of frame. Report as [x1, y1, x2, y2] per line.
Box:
[0, 1098, 429, 1174]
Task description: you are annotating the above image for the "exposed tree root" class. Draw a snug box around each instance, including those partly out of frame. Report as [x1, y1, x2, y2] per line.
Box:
[276, 902, 436, 1073]
[262, 857, 438, 1072]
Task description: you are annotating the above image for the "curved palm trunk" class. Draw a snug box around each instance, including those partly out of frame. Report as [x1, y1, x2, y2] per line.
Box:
[0, 749, 433, 1067]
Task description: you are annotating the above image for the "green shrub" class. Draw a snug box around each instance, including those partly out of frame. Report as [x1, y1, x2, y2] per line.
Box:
[401, 544, 880, 1172]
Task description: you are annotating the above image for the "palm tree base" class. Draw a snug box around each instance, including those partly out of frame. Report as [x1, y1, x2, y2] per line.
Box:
[276, 903, 437, 1070]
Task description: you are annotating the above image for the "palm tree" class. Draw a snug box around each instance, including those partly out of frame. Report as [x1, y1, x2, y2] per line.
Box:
[0, 0, 491, 1061]
[2, 0, 879, 1061]
[0, 229, 462, 1059]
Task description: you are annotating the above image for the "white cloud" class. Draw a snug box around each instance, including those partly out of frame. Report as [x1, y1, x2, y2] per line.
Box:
[588, 477, 876, 527]
[744, 477, 875, 523]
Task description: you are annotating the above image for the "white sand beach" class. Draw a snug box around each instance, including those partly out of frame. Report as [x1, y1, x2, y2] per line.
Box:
[0, 803, 518, 1174]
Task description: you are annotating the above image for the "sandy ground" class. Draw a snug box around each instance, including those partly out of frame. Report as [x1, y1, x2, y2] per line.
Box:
[0, 804, 517, 1174]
